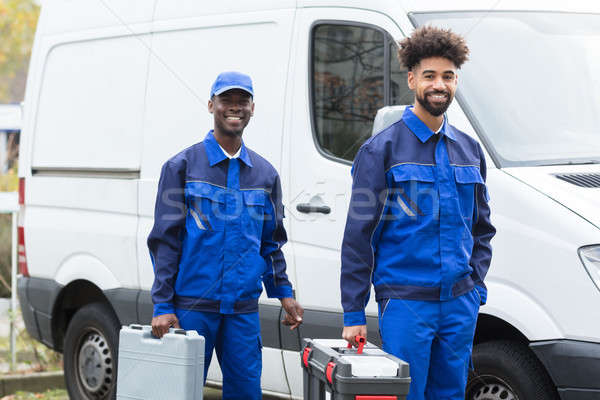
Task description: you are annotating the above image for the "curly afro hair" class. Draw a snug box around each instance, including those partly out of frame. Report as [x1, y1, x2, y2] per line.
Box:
[398, 26, 469, 71]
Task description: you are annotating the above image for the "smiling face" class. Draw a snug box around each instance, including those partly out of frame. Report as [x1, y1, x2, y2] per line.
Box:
[208, 89, 254, 137]
[408, 56, 458, 117]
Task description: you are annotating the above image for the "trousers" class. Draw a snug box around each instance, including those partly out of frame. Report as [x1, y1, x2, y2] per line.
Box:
[175, 309, 262, 400]
[379, 289, 480, 400]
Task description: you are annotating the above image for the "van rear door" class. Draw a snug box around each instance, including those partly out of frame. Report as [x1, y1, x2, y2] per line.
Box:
[28, 33, 149, 292]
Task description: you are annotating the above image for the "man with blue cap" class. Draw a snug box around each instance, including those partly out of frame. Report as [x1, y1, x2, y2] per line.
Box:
[149, 71, 303, 399]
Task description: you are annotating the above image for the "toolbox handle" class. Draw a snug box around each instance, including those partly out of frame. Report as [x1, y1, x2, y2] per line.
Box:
[326, 361, 336, 384]
[302, 346, 313, 368]
[144, 328, 186, 341]
[145, 330, 165, 341]
[346, 335, 366, 354]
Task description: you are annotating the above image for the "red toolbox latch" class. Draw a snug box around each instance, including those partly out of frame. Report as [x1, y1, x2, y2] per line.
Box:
[346, 335, 366, 354]
[302, 346, 313, 368]
[326, 361, 337, 384]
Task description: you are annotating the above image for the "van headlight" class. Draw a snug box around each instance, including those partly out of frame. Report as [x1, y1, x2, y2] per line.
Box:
[579, 245, 600, 292]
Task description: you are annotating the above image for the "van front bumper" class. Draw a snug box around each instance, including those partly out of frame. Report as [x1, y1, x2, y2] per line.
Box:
[531, 340, 600, 399]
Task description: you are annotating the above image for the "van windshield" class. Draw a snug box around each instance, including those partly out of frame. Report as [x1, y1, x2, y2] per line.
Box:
[411, 12, 600, 167]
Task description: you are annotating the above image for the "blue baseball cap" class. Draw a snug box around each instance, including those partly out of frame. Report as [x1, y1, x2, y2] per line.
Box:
[210, 71, 254, 98]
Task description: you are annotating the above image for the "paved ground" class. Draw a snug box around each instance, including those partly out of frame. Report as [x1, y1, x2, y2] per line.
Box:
[203, 387, 284, 400]
[0, 388, 284, 399]
[203, 388, 281, 400]
[204, 387, 260, 399]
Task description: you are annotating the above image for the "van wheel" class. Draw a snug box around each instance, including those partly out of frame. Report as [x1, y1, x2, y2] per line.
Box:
[64, 302, 120, 400]
[466, 340, 559, 400]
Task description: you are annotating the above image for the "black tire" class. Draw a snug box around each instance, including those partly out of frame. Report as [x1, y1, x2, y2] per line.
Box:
[466, 340, 559, 400]
[64, 302, 120, 400]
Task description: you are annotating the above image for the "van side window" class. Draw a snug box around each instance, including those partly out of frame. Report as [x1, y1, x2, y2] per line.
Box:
[311, 23, 411, 162]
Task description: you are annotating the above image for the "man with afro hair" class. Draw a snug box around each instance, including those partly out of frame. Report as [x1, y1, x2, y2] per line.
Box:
[341, 26, 495, 400]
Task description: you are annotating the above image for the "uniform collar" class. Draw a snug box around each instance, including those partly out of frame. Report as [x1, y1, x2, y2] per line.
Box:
[401, 106, 456, 143]
[204, 130, 253, 167]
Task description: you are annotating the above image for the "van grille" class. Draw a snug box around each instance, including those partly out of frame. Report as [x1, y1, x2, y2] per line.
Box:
[555, 173, 600, 188]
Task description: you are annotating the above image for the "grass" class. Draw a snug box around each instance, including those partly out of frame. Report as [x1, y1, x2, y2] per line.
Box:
[0, 388, 227, 400]
[0, 334, 63, 374]
[0, 389, 68, 400]
[0, 213, 14, 299]
[0, 311, 63, 374]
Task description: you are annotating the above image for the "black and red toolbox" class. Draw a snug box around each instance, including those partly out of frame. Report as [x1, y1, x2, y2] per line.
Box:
[301, 337, 411, 400]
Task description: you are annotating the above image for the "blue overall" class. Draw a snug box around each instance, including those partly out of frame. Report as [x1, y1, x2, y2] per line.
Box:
[341, 107, 495, 400]
[148, 131, 293, 399]
[175, 310, 262, 400]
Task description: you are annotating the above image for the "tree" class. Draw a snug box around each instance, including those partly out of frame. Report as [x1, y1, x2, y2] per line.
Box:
[0, 0, 40, 103]
[0, 0, 39, 297]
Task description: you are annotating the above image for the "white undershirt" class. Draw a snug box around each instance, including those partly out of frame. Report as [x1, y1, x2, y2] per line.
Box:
[434, 117, 445, 134]
[218, 143, 241, 159]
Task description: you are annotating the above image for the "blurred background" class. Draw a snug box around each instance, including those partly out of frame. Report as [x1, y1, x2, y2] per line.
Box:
[0, 0, 39, 294]
[0, 3, 66, 400]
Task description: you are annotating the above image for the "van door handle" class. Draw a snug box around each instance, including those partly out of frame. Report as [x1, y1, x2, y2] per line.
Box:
[296, 203, 331, 214]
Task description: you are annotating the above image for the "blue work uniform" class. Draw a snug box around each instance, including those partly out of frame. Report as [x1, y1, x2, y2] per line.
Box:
[341, 107, 495, 400]
[148, 130, 293, 400]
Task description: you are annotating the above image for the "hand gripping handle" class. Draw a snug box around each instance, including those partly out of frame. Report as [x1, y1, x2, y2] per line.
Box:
[346, 335, 366, 354]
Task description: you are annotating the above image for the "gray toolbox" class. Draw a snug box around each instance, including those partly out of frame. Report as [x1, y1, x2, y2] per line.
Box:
[302, 336, 410, 400]
[116, 324, 205, 400]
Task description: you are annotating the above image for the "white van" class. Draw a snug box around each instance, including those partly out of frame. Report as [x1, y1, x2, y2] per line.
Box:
[17, 1, 600, 399]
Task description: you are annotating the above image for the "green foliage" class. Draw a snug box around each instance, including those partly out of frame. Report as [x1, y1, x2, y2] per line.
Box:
[0, 310, 63, 373]
[1, 389, 68, 399]
[0, 213, 12, 298]
[0, 0, 40, 103]
[0, 167, 18, 192]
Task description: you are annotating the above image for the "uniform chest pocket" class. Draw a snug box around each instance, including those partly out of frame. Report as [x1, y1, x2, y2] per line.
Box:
[242, 190, 266, 236]
[454, 166, 484, 219]
[186, 183, 227, 232]
[390, 164, 436, 216]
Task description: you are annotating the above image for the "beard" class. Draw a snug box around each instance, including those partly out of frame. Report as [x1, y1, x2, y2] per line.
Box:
[216, 118, 247, 138]
[221, 127, 244, 138]
[416, 90, 452, 117]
